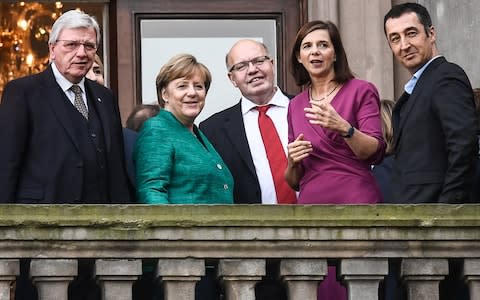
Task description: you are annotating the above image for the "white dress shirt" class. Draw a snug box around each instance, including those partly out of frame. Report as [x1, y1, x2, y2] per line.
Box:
[241, 88, 290, 204]
[51, 62, 88, 110]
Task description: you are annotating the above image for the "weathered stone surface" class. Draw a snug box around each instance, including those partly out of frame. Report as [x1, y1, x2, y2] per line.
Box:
[0, 205, 477, 298]
[30, 259, 77, 300]
[341, 259, 388, 300]
[401, 259, 449, 300]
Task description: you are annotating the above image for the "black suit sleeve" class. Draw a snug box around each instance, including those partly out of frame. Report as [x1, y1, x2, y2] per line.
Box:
[432, 66, 478, 203]
[0, 80, 29, 202]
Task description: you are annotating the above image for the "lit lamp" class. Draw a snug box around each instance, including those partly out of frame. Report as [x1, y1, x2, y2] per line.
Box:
[0, 2, 63, 98]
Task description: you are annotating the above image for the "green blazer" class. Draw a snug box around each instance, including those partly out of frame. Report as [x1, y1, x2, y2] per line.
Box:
[134, 110, 234, 204]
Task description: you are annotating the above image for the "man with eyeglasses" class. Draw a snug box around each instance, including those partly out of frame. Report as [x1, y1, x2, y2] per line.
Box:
[0, 9, 132, 205]
[200, 38, 291, 300]
[0, 9, 132, 300]
[201, 39, 295, 206]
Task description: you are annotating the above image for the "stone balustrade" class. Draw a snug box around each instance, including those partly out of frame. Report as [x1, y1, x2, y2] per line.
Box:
[0, 204, 479, 299]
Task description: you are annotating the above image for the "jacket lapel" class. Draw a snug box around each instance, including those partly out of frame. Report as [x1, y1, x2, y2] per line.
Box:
[42, 66, 81, 152]
[392, 92, 409, 150]
[223, 101, 257, 177]
[393, 57, 445, 151]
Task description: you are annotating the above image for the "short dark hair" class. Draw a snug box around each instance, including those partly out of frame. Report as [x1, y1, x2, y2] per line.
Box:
[290, 20, 354, 86]
[383, 2, 433, 36]
[125, 104, 160, 132]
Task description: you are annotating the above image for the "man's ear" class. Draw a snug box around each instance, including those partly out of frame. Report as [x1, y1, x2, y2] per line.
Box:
[429, 25, 436, 42]
[48, 44, 55, 61]
[227, 72, 238, 87]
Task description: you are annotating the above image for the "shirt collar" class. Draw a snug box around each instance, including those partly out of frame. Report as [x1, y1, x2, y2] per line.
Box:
[241, 87, 289, 116]
[51, 61, 86, 94]
[404, 55, 442, 94]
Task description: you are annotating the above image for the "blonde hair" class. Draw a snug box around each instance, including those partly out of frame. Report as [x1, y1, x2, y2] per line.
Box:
[380, 99, 395, 155]
[155, 54, 211, 107]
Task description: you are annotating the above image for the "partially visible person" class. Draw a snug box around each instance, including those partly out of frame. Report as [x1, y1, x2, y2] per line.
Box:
[200, 39, 296, 206]
[124, 104, 160, 186]
[134, 53, 233, 204]
[0, 9, 132, 300]
[126, 104, 161, 132]
[372, 99, 395, 202]
[384, 2, 477, 204]
[472, 88, 480, 201]
[86, 53, 105, 85]
[285, 20, 386, 300]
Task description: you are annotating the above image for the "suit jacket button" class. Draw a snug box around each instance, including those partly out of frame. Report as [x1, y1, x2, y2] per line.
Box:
[216, 164, 222, 170]
[224, 184, 228, 190]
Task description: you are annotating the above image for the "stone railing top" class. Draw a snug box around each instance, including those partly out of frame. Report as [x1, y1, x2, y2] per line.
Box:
[0, 204, 478, 227]
[0, 204, 479, 258]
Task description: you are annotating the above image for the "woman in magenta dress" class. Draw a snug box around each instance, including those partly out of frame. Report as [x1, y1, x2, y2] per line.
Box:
[285, 21, 386, 299]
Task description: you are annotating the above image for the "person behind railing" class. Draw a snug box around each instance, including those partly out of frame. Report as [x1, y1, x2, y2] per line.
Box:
[86, 53, 105, 86]
[383, 2, 477, 204]
[126, 104, 161, 132]
[372, 99, 395, 202]
[285, 20, 386, 300]
[123, 104, 160, 187]
[134, 53, 233, 204]
[383, 3, 477, 299]
[0, 9, 132, 204]
[200, 39, 296, 206]
[0, 9, 133, 300]
[472, 88, 480, 200]
[199, 38, 290, 300]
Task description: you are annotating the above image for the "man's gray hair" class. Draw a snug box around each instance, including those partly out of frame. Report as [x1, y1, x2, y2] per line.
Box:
[48, 10, 101, 46]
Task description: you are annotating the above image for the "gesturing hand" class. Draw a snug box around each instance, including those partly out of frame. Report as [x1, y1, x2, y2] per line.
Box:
[287, 133, 313, 166]
[305, 101, 349, 134]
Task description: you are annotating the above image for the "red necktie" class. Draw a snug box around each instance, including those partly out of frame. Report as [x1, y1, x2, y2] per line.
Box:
[256, 105, 296, 204]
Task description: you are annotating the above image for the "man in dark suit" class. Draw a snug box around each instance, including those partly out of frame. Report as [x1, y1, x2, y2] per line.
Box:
[0, 9, 132, 204]
[384, 3, 477, 204]
[200, 39, 289, 300]
[382, 4, 477, 300]
[0, 9, 132, 300]
[200, 39, 294, 205]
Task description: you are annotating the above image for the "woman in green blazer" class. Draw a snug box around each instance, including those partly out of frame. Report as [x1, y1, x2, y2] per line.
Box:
[134, 54, 233, 204]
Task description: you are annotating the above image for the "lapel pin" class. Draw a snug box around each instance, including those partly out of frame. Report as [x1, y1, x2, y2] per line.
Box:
[97, 97, 102, 102]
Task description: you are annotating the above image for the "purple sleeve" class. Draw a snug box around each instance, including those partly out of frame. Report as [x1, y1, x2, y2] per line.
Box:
[356, 82, 386, 164]
[287, 101, 294, 144]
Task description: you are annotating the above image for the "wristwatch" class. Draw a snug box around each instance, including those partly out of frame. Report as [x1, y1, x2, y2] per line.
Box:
[342, 125, 355, 138]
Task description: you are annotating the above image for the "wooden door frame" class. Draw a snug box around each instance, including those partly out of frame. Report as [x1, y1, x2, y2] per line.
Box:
[112, 0, 307, 121]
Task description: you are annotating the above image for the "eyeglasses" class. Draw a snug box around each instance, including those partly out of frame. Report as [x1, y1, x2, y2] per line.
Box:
[229, 55, 272, 72]
[56, 40, 97, 52]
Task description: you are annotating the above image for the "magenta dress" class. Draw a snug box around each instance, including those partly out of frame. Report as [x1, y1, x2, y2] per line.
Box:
[288, 79, 386, 300]
[288, 78, 385, 204]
